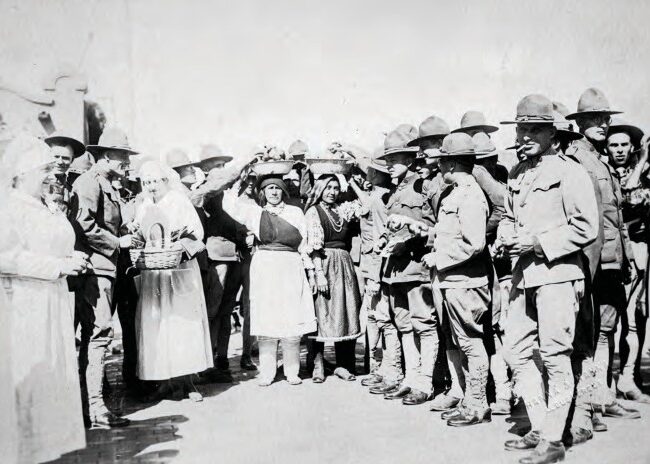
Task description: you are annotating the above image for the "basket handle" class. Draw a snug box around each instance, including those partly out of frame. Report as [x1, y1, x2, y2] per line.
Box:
[147, 222, 165, 248]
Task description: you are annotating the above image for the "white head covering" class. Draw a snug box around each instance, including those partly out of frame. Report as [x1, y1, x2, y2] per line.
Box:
[138, 160, 186, 192]
[0, 134, 51, 192]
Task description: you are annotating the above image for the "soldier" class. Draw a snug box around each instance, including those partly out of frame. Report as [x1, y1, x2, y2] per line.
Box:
[406, 132, 493, 426]
[605, 119, 650, 403]
[451, 110, 499, 137]
[565, 88, 641, 424]
[472, 133, 513, 416]
[497, 95, 598, 464]
[370, 125, 438, 406]
[70, 127, 139, 427]
[45, 131, 86, 211]
[407, 115, 467, 413]
[453, 110, 519, 171]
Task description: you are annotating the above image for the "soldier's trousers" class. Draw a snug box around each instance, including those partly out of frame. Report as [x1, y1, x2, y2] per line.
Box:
[382, 281, 438, 395]
[360, 278, 382, 374]
[75, 275, 115, 416]
[206, 260, 242, 362]
[374, 284, 403, 383]
[593, 269, 626, 405]
[441, 286, 490, 411]
[503, 281, 579, 442]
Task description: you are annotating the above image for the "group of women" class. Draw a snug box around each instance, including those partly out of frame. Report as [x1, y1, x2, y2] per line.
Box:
[223, 170, 363, 386]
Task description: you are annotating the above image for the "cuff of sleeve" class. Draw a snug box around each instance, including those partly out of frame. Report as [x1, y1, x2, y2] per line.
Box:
[426, 228, 436, 248]
[532, 235, 545, 259]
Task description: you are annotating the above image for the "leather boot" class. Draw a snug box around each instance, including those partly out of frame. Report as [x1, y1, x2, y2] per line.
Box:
[505, 430, 541, 451]
[429, 393, 461, 412]
[591, 413, 608, 432]
[441, 406, 464, 420]
[384, 385, 411, 400]
[447, 407, 491, 427]
[601, 401, 641, 419]
[518, 440, 565, 464]
[361, 374, 383, 387]
[402, 389, 430, 405]
[369, 381, 400, 395]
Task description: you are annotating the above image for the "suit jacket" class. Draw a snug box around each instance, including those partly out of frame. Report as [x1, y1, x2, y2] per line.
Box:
[498, 149, 599, 289]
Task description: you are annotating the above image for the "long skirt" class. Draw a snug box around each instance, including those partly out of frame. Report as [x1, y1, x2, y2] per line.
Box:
[249, 249, 316, 338]
[312, 248, 361, 342]
[6, 277, 85, 463]
[135, 259, 213, 380]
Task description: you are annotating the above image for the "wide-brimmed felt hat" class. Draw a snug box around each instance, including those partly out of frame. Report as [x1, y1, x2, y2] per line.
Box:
[553, 111, 583, 143]
[68, 153, 95, 175]
[452, 110, 498, 134]
[376, 124, 420, 160]
[566, 88, 622, 120]
[428, 133, 476, 158]
[501, 94, 556, 125]
[473, 133, 498, 159]
[407, 116, 450, 147]
[86, 127, 138, 156]
[44, 131, 86, 158]
[195, 144, 232, 166]
[355, 154, 390, 175]
[288, 139, 309, 160]
[607, 117, 644, 149]
[164, 148, 194, 170]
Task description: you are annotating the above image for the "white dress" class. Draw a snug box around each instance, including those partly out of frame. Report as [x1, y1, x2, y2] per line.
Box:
[223, 190, 317, 338]
[134, 190, 214, 380]
[0, 191, 85, 464]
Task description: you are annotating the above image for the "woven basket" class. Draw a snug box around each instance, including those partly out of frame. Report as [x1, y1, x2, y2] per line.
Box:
[306, 158, 353, 176]
[129, 222, 183, 270]
[251, 160, 295, 176]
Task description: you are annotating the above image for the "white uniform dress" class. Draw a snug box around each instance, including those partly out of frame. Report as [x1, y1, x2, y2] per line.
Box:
[0, 190, 85, 464]
[134, 189, 214, 380]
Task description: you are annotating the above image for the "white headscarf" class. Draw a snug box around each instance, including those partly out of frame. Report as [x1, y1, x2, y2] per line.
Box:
[0, 133, 51, 189]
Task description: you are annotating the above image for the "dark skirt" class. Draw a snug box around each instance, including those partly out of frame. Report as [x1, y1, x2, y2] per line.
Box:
[312, 248, 361, 342]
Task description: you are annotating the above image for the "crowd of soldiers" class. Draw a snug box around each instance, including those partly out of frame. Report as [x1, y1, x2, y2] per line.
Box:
[7, 86, 650, 464]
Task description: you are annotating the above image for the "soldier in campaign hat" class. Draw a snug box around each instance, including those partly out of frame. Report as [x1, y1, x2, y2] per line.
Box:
[452, 110, 499, 136]
[70, 127, 139, 428]
[605, 119, 650, 404]
[369, 125, 438, 406]
[404, 133, 493, 426]
[565, 89, 641, 429]
[499, 94, 599, 463]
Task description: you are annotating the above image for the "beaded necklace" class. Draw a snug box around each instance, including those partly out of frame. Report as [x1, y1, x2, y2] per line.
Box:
[320, 202, 344, 233]
[265, 202, 285, 216]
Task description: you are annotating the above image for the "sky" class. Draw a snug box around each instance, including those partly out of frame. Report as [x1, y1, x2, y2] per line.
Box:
[1, 0, 650, 161]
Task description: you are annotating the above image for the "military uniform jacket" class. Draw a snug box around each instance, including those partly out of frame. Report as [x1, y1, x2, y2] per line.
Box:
[69, 166, 123, 277]
[498, 149, 599, 289]
[429, 175, 490, 289]
[566, 138, 632, 274]
[380, 174, 435, 284]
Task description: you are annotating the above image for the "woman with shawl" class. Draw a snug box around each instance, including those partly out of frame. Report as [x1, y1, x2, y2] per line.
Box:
[304, 174, 362, 383]
[223, 175, 316, 386]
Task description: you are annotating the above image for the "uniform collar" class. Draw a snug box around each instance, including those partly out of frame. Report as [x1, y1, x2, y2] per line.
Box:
[395, 172, 416, 190]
